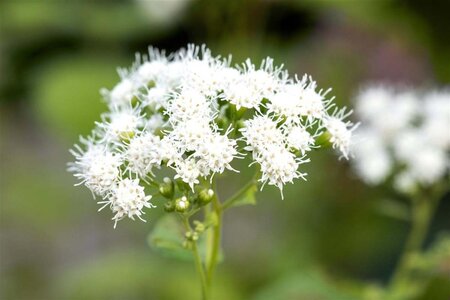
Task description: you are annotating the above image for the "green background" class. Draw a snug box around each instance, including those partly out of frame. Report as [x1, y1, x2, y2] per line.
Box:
[1, 0, 449, 299]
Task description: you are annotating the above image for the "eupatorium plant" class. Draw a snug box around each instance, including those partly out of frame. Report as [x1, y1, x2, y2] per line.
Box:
[352, 86, 450, 299]
[69, 45, 355, 299]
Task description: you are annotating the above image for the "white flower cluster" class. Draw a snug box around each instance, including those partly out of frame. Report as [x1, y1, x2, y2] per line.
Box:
[352, 86, 450, 193]
[69, 44, 355, 225]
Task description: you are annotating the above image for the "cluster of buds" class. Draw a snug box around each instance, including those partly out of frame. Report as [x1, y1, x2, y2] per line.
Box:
[69, 44, 355, 226]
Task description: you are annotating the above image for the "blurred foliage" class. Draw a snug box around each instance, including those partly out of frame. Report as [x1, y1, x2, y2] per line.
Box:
[32, 55, 124, 139]
[1, 0, 449, 300]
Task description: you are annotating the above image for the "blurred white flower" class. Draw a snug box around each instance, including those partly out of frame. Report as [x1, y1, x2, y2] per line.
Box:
[352, 85, 450, 192]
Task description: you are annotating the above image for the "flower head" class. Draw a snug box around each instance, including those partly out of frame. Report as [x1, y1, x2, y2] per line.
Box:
[352, 85, 450, 192]
[101, 178, 154, 228]
[69, 44, 354, 226]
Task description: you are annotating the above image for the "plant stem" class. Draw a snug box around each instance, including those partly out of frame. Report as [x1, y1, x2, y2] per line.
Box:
[388, 191, 439, 292]
[192, 241, 208, 300]
[181, 216, 208, 300]
[206, 181, 223, 287]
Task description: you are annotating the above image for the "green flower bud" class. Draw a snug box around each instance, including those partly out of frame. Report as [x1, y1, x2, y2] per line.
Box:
[235, 120, 245, 130]
[193, 221, 205, 233]
[315, 131, 332, 147]
[175, 196, 190, 212]
[159, 177, 174, 198]
[119, 131, 135, 142]
[216, 117, 229, 130]
[164, 201, 175, 212]
[185, 231, 199, 241]
[198, 189, 214, 205]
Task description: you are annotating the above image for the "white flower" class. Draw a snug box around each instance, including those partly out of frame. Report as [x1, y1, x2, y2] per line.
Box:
[70, 144, 122, 196]
[137, 60, 167, 84]
[355, 86, 392, 122]
[156, 136, 182, 166]
[324, 109, 357, 159]
[394, 171, 416, 194]
[242, 58, 285, 97]
[97, 108, 143, 142]
[354, 147, 391, 185]
[298, 78, 328, 122]
[407, 147, 447, 186]
[170, 119, 214, 152]
[222, 76, 263, 110]
[101, 178, 154, 228]
[146, 114, 165, 132]
[284, 125, 315, 155]
[70, 44, 355, 226]
[422, 117, 450, 149]
[142, 85, 170, 110]
[352, 85, 450, 190]
[195, 131, 238, 175]
[256, 144, 308, 198]
[168, 88, 213, 123]
[182, 59, 228, 97]
[174, 158, 201, 190]
[124, 133, 161, 177]
[268, 84, 303, 121]
[104, 79, 137, 108]
[240, 115, 284, 152]
[393, 129, 423, 163]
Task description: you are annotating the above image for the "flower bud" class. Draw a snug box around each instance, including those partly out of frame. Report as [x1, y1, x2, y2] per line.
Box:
[235, 120, 245, 130]
[164, 200, 175, 212]
[175, 196, 190, 212]
[315, 131, 332, 147]
[159, 177, 174, 199]
[216, 117, 229, 130]
[198, 189, 214, 205]
[119, 131, 135, 142]
[185, 231, 199, 241]
[193, 221, 205, 233]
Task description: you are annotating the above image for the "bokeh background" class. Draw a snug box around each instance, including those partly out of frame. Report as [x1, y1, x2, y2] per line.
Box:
[1, 1, 449, 299]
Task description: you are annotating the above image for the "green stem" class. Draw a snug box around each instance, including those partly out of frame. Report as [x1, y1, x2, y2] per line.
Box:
[206, 182, 223, 287]
[181, 216, 208, 300]
[389, 192, 439, 292]
[192, 242, 208, 300]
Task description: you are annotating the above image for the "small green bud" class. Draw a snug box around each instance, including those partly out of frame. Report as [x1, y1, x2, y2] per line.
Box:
[216, 117, 229, 130]
[175, 196, 190, 212]
[185, 231, 199, 241]
[315, 131, 332, 147]
[193, 221, 205, 233]
[235, 120, 245, 130]
[131, 96, 139, 107]
[198, 189, 214, 205]
[159, 177, 174, 198]
[119, 131, 135, 142]
[164, 201, 175, 212]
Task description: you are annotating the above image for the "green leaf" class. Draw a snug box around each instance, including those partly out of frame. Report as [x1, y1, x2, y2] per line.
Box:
[148, 215, 223, 263]
[148, 214, 192, 261]
[252, 270, 360, 300]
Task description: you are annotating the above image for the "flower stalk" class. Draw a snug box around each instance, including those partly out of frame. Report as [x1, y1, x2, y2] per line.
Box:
[388, 188, 443, 296]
